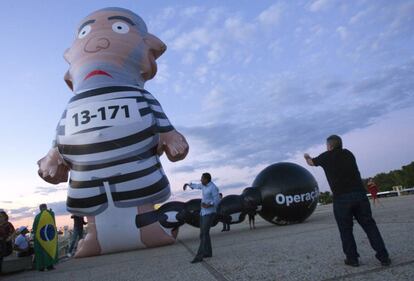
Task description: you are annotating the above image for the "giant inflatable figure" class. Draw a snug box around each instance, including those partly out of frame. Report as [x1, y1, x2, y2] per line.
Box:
[37, 7, 189, 257]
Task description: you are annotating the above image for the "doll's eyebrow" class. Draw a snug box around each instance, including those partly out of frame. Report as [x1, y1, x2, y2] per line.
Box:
[78, 20, 96, 32]
[107, 16, 135, 26]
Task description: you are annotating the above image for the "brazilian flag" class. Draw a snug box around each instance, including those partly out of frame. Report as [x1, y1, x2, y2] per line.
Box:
[32, 209, 58, 270]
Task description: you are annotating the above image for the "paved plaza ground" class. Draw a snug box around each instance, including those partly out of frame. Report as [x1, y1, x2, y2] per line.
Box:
[2, 195, 413, 281]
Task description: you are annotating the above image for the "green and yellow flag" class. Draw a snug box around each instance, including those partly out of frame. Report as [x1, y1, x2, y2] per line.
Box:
[32, 209, 58, 270]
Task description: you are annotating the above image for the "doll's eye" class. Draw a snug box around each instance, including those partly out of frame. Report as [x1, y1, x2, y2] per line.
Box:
[112, 22, 130, 34]
[78, 25, 92, 39]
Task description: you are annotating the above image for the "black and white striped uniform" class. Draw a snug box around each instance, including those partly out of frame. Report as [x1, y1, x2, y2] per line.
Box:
[55, 85, 174, 216]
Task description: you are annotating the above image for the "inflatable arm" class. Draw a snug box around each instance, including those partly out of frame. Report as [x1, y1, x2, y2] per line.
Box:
[141, 91, 189, 161]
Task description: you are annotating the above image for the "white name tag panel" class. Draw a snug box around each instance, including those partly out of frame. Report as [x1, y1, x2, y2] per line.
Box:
[66, 99, 141, 135]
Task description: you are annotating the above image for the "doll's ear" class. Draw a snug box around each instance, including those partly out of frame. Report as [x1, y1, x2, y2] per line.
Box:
[140, 34, 166, 81]
[64, 71, 73, 90]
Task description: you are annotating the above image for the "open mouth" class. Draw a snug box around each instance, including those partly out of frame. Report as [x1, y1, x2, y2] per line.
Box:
[84, 70, 113, 81]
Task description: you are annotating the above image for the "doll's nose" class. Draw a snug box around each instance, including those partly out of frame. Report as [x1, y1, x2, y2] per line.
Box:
[84, 37, 110, 53]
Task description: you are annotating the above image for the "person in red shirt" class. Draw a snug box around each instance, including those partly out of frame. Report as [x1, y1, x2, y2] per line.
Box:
[0, 210, 15, 273]
[367, 178, 380, 205]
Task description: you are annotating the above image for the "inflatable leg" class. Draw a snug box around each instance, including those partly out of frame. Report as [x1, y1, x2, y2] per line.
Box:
[74, 216, 101, 258]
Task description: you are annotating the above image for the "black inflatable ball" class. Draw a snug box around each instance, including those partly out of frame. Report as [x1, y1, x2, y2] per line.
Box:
[252, 162, 319, 225]
[217, 195, 246, 224]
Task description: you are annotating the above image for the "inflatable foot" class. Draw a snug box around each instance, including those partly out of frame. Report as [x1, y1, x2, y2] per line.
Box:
[140, 222, 176, 247]
[138, 205, 176, 247]
[74, 218, 102, 258]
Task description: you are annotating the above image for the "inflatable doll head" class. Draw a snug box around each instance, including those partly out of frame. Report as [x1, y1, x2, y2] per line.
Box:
[64, 7, 166, 92]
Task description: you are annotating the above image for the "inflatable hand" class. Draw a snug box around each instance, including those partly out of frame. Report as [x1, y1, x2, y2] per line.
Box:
[157, 130, 189, 162]
[37, 147, 69, 184]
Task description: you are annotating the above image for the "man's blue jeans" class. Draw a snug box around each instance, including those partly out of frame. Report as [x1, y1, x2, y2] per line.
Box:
[333, 192, 389, 261]
[196, 213, 216, 259]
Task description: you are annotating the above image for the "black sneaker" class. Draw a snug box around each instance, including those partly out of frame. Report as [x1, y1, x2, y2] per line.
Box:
[344, 258, 359, 267]
[191, 258, 203, 264]
[380, 258, 391, 266]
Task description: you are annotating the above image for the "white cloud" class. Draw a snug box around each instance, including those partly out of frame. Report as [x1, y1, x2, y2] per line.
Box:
[258, 3, 284, 25]
[336, 26, 348, 41]
[180, 60, 414, 172]
[153, 62, 169, 84]
[311, 25, 324, 36]
[243, 55, 253, 65]
[389, 2, 414, 34]
[171, 28, 211, 51]
[173, 82, 183, 94]
[203, 87, 225, 111]
[160, 7, 176, 20]
[268, 40, 282, 56]
[303, 25, 325, 46]
[149, 7, 176, 31]
[309, 0, 331, 12]
[349, 10, 367, 25]
[160, 28, 178, 42]
[224, 16, 256, 42]
[181, 6, 204, 18]
[182, 53, 195, 65]
[207, 43, 223, 64]
[195, 66, 209, 83]
[206, 7, 226, 25]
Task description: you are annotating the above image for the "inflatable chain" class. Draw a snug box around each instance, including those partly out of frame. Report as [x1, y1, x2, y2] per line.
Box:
[137, 162, 320, 229]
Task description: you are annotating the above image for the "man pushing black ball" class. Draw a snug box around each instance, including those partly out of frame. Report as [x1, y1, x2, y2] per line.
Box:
[304, 135, 391, 267]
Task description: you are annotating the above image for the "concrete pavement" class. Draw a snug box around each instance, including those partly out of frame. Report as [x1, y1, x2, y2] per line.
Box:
[2, 195, 413, 281]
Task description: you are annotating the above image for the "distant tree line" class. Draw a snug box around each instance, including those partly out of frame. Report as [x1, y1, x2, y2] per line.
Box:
[318, 161, 414, 204]
[318, 191, 333, 205]
[362, 161, 414, 192]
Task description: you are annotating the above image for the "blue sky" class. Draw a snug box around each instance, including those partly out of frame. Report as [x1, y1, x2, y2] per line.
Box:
[1, 0, 413, 225]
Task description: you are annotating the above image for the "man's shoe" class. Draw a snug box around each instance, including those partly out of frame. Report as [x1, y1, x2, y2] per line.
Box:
[191, 258, 203, 264]
[344, 258, 359, 267]
[380, 257, 391, 266]
[204, 254, 212, 258]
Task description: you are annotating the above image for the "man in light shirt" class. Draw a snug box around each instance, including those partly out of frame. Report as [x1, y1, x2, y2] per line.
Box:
[183, 172, 220, 263]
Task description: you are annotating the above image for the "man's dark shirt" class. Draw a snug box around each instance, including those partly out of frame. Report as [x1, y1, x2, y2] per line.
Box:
[313, 148, 365, 197]
[71, 216, 86, 231]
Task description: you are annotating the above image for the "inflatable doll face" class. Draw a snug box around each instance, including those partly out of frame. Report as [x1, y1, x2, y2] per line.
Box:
[64, 9, 164, 91]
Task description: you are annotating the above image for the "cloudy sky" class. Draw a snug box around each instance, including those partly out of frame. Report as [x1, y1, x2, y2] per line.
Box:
[0, 0, 413, 227]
